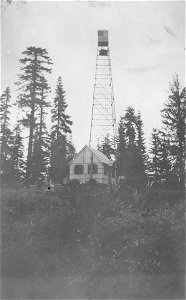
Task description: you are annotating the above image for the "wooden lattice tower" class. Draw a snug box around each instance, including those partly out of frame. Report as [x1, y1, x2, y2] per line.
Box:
[89, 30, 117, 148]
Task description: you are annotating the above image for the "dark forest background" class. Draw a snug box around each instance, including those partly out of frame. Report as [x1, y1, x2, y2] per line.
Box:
[1, 46, 185, 190]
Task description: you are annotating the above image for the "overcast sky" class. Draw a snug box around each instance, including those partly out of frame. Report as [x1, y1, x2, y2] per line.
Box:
[1, 1, 185, 151]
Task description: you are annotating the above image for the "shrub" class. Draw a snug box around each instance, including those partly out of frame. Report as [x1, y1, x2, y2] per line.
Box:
[68, 179, 80, 192]
[88, 179, 97, 187]
[87, 195, 185, 277]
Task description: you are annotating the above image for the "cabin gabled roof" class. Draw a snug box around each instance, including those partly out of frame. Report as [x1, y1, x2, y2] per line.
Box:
[88, 146, 113, 166]
[69, 145, 113, 166]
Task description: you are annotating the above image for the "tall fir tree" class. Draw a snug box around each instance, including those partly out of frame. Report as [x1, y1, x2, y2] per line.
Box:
[135, 111, 146, 159]
[30, 76, 51, 182]
[51, 76, 72, 138]
[124, 106, 138, 189]
[149, 128, 162, 185]
[50, 76, 74, 183]
[117, 107, 147, 190]
[9, 123, 25, 183]
[161, 75, 185, 186]
[116, 117, 128, 176]
[158, 130, 171, 185]
[135, 111, 147, 188]
[16, 47, 52, 179]
[0, 89, 25, 184]
[0, 87, 14, 183]
[37, 76, 51, 141]
[0, 87, 12, 162]
[149, 129, 172, 187]
[124, 106, 136, 145]
[97, 134, 114, 160]
[50, 135, 69, 183]
[30, 130, 48, 184]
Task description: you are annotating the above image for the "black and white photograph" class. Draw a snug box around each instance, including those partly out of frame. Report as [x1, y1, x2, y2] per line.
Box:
[1, 0, 185, 299]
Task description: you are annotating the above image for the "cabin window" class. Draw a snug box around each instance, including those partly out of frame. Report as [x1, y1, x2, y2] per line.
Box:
[99, 49, 108, 56]
[74, 165, 84, 175]
[88, 164, 98, 174]
[103, 163, 109, 175]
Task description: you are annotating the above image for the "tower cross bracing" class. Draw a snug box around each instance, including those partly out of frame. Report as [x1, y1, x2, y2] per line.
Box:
[89, 30, 117, 148]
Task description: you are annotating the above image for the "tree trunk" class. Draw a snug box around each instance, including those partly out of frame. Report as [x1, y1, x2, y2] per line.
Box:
[26, 52, 37, 178]
[39, 88, 44, 143]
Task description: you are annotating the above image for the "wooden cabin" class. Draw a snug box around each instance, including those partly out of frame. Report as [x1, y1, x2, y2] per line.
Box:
[69, 145, 116, 185]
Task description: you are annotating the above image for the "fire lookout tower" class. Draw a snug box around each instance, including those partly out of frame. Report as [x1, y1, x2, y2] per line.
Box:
[89, 30, 117, 148]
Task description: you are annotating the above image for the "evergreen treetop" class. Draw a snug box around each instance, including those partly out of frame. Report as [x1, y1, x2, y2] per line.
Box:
[161, 75, 185, 185]
[51, 76, 72, 138]
[135, 111, 146, 158]
[50, 76, 74, 183]
[123, 106, 136, 145]
[0, 87, 13, 163]
[16, 46, 53, 178]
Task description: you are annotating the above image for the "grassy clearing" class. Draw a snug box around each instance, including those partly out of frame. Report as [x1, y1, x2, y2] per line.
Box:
[1, 187, 185, 299]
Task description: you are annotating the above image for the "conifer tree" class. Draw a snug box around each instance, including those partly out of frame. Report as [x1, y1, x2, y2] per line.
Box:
[123, 107, 139, 189]
[30, 130, 48, 184]
[149, 128, 161, 185]
[135, 111, 147, 188]
[9, 123, 25, 183]
[50, 76, 74, 183]
[97, 140, 102, 152]
[50, 135, 69, 183]
[30, 76, 51, 182]
[37, 76, 51, 140]
[118, 107, 147, 190]
[149, 129, 172, 187]
[66, 135, 76, 163]
[124, 106, 136, 145]
[116, 117, 128, 176]
[0, 89, 25, 184]
[161, 75, 185, 186]
[16, 47, 52, 179]
[0, 87, 14, 182]
[135, 111, 146, 159]
[98, 134, 114, 160]
[158, 130, 171, 184]
[51, 76, 72, 138]
[0, 87, 12, 162]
